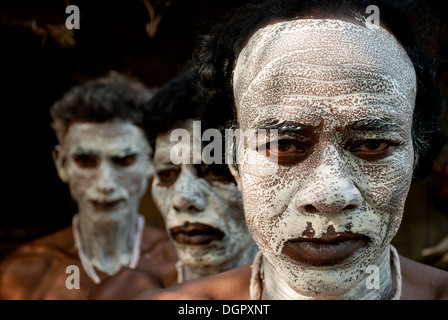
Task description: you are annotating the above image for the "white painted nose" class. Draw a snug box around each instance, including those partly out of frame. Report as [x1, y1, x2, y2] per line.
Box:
[295, 146, 362, 215]
[94, 161, 117, 195]
[172, 170, 207, 212]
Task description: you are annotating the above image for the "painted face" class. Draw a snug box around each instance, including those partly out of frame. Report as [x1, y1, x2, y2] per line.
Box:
[152, 119, 253, 268]
[55, 121, 152, 223]
[233, 19, 416, 297]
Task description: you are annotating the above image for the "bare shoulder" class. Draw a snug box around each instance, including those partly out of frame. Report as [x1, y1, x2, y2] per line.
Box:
[133, 262, 254, 300]
[0, 227, 75, 299]
[399, 255, 448, 300]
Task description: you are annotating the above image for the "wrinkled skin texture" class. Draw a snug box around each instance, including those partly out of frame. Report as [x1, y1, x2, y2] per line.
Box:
[132, 18, 448, 301]
[54, 121, 154, 276]
[232, 19, 416, 299]
[151, 120, 258, 281]
[0, 121, 178, 299]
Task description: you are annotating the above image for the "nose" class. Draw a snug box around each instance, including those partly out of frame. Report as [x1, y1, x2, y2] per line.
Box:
[172, 171, 207, 212]
[94, 162, 117, 195]
[295, 147, 362, 215]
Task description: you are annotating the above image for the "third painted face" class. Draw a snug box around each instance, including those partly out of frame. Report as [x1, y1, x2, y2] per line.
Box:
[55, 121, 152, 223]
[233, 19, 416, 296]
[151, 120, 253, 267]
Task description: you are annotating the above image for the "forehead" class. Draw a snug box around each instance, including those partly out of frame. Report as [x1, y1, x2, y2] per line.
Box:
[153, 119, 195, 161]
[233, 19, 416, 128]
[63, 121, 150, 152]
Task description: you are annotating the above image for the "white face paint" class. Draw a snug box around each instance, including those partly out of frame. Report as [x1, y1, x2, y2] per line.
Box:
[55, 121, 152, 223]
[152, 120, 256, 276]
[233, 19, 416, 298]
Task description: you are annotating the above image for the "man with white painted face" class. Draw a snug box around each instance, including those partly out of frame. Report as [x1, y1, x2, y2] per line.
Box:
[134, 66, 258, 294]
[143, 0, 448, 300]
[0, 72, 177, 299]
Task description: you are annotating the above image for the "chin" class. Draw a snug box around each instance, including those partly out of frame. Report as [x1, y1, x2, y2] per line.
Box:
[88, 208, 131, 222]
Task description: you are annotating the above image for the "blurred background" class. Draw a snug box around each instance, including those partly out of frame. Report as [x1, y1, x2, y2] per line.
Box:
[1, 0, 447, 270]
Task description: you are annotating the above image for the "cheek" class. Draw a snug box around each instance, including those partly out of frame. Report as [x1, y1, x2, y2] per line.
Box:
[211, 182, 244, 221]
[107, 162, 150, 201]
[355, 148, 414, 243]
[357, 147, 414, 215]
[240, 154, 304, 248]
[65, 164, 92, 201]
[124, 165, 149, 195]
[151, 181, 173, 219]
[209, 182, 249, 242]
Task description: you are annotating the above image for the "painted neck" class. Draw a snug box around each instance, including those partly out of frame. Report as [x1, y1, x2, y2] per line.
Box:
[177, 243, 259, 282]
[262, 246, 398, 300]
[73, 212, 143, 280]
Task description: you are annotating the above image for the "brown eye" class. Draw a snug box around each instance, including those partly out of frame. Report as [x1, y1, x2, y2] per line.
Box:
[112, 154, 137, 167]
[259, 139, 307, 166]
[156, 168, 180, 186]
[350, 139, 397, 161]
[277, 140, 301, 152]
[73, 154, 97, 168]
[195, 164, 235, 184]
[360, 140, 388, 151]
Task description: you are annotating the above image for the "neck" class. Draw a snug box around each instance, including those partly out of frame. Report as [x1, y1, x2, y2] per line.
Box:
[262, 245, 398, 300]
[73, 210, 143, 280]
[178, 242, 259, 282]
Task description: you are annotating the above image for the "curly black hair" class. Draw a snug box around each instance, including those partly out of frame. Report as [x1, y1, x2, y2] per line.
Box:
[143, 64, 202, 151]
[143, 63, 237, 182]
[50, 71, 155, 144]
[193, 0, 447, 179]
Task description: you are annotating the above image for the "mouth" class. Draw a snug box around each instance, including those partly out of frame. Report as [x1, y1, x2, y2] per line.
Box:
[90, 199, 125, 211]
[170, 222, 225, 245]
[281, 232, 369, 266]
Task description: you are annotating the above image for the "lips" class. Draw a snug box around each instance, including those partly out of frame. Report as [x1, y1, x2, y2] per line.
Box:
[90, 199, 124, 211]
[170, 222, 225, 245]
[282, 233, 369, 266]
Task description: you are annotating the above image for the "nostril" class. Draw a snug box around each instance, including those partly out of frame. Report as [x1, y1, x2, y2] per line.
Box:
[173, 196, 204, 212]
[302, 203, 358, 214]
[304, 205, 319, 213]
[345, 204, 358, 211]
[187, 205, 200, 212]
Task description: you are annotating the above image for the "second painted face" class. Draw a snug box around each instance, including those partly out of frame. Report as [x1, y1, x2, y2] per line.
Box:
[54, 120, 153, 223]
[232, 19, 416, 296]
[152, 119, 253, 267]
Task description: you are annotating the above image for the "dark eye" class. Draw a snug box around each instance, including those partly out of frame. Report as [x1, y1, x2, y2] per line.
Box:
[196, 164, 235, 184]
[259, 139, 307, 166]
[112, 154, 137, 167]
[350, 139, 397, 161]
[73, 154, 97, 168]
[156, 168, 181, 186]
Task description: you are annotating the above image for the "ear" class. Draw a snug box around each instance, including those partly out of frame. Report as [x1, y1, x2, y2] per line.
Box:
[146, 161, 154, 178]
[228, 163, 242, 192]
[146, 146, 154, 178]
[52, 145, 68, 183]
[226, 139, 242, 192]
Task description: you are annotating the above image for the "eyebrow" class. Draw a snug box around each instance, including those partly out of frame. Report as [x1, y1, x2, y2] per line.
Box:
[72, 149, 97, 157]
[112, 148, 137, 157]
[256, 119, 312, 133]
[346, 118, 400, 131]
[72, 147, 137, 158]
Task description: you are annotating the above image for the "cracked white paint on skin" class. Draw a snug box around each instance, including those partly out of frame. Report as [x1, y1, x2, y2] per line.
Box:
[152, 119, 258, 281]
[233, 19, 416, 299]
[55, 121, 152, 276]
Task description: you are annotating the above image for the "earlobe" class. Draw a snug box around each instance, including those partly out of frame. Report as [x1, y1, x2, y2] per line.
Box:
[146, 147, 154, 178]
[228, 163, 242, 192]
[146, 161, 154, 178]
[226, 140, 242, 191]
[53, 145, 68, 183]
